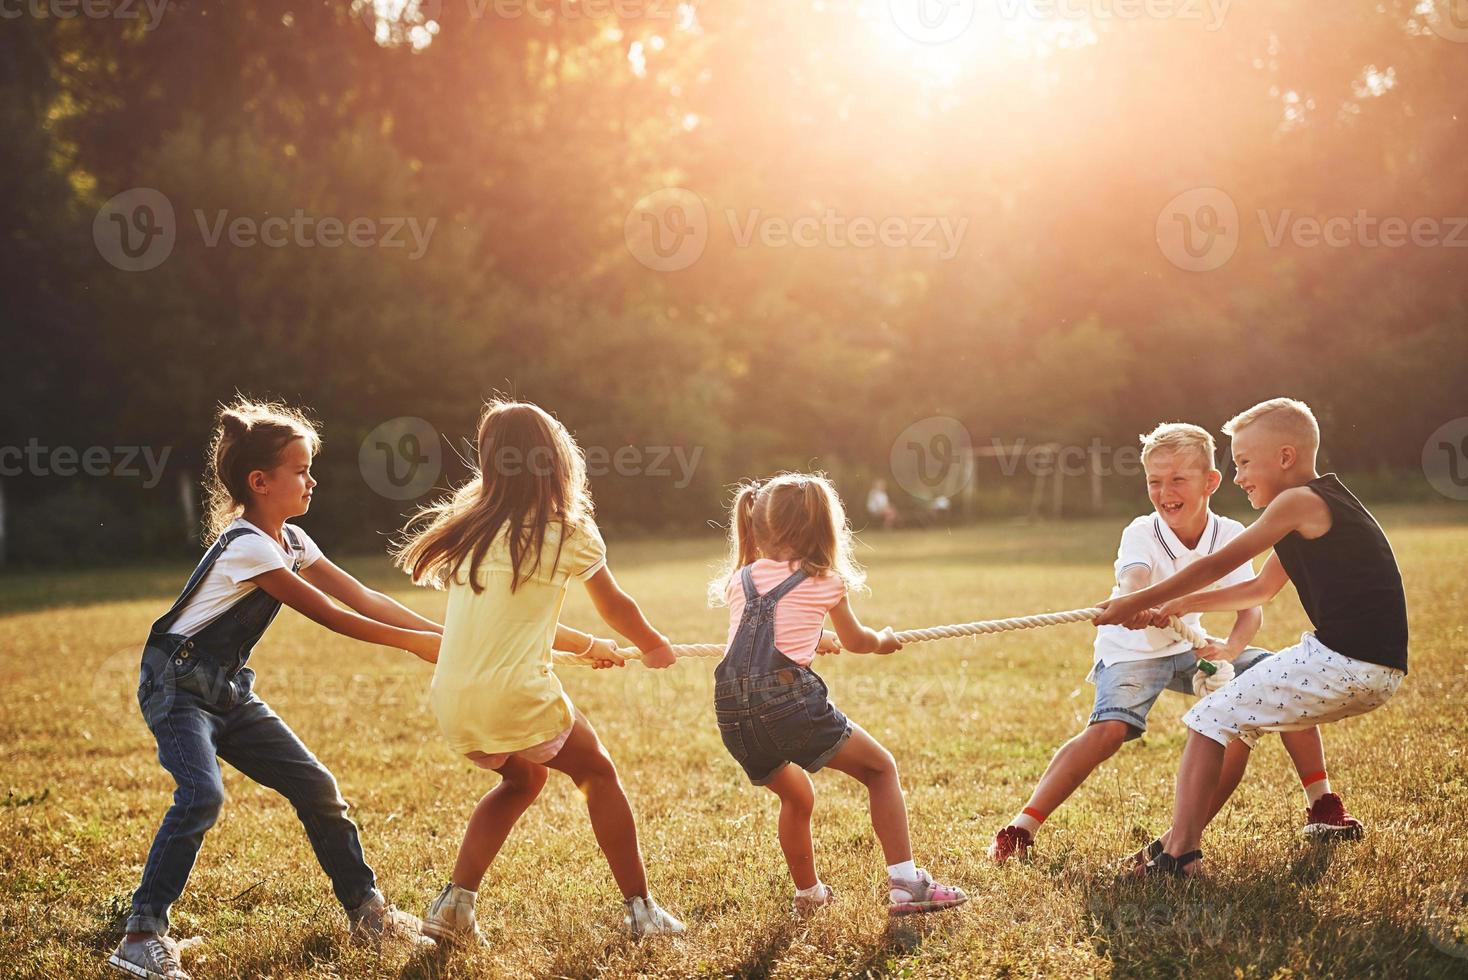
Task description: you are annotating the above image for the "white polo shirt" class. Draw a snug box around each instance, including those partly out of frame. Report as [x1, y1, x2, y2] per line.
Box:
[1093, 511, 1256, 666]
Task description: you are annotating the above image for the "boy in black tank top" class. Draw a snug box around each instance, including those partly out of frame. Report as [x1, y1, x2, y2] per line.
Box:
[1096, 398, 1408, 877]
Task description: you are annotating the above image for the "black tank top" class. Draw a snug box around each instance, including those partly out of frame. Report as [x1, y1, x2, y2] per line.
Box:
[1272, 474, 1408, 673]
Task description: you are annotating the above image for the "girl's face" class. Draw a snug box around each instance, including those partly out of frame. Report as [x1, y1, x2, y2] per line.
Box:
[250, 436, 317, 519]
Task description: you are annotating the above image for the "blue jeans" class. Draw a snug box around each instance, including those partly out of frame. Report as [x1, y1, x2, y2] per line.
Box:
[1089, 647, 1272, 740]
[125, 691, 376, 935]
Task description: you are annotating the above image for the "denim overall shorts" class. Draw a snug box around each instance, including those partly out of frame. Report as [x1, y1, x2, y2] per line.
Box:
[138, 525, 301, 722]
[713, 565, 852, 785]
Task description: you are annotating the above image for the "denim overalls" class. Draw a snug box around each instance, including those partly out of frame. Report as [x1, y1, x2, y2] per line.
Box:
[126, 525, 378, 936]
[713, 565, 852, 786]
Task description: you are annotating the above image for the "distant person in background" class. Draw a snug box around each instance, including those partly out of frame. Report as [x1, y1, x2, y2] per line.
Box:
[867, 479, 899, 529]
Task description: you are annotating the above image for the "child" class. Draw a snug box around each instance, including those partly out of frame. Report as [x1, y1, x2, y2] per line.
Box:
[111, 399, 441, 980]
[395, 399, 685, 942]
[710, 473, 967, 917]
[1097, 399, 1409, 876]
[989, 424, 1360, 864]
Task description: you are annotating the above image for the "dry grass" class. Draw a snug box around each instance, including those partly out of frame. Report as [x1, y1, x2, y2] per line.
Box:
[3, 506, 1466, 978]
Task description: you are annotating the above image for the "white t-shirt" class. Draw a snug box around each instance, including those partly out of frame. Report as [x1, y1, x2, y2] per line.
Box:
[1093, 512, 1255, 666]
[167, 518, 323, 636]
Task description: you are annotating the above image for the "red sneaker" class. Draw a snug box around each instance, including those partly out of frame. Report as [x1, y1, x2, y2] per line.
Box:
[1303, 793, 1364, 840]
[987, 825, 1034, 863]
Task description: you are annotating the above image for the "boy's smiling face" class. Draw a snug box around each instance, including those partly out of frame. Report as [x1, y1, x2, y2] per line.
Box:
[1145, 449, 1221, 536]
[1230, 423, 1295, 509]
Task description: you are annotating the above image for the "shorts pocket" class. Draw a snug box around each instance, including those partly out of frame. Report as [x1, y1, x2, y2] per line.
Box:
[716, 719, 750, 763]
[760, 697, 813, 754]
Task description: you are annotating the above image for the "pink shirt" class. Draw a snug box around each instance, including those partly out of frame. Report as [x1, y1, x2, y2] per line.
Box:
[724, 559, 847, 667]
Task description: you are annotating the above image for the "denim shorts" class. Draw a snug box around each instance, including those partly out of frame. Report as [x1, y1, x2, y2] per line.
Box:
[1089, 647, 1272, 739]
[714, 667, 852, 785]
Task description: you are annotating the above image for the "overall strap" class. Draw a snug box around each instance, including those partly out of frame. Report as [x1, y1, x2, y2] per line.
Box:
[739, 565, 760, 602]
[151, 526, 259, 634]
[282, 524, 303, 567]
[761, 568, 809, 603]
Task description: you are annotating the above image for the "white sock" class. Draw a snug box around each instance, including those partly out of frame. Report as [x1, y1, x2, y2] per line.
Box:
[449, 883, 477, 903]
[1304, 777, 1332, 806]
[794, 881, 827, 898]
[1012, 811, 1043, 835]
[886, 859, 918, 882]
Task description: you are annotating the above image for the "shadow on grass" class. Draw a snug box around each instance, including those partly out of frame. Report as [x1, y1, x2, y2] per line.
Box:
[1078, 865, 1466, 980]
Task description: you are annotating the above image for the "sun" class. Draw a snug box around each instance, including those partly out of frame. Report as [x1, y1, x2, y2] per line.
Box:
[860, 0, 1091, 88]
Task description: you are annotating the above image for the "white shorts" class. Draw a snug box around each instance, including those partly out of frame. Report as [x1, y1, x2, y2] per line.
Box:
[1183, 632, 1404, 747]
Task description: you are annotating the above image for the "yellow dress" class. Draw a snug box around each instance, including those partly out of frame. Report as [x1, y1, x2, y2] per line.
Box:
[430, 519, 606, 756]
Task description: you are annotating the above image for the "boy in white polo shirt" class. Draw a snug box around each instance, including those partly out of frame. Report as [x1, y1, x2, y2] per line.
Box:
[989, 423, 1360, 863]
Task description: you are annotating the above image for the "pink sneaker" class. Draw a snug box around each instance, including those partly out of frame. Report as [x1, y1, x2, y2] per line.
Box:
[987, 825, 1034, 864]
[887, 869, 968, 916]
[1303, 793, 1365, 841]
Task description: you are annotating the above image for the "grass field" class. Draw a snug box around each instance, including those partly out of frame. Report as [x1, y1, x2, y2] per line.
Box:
[4, 506, 1467, 979]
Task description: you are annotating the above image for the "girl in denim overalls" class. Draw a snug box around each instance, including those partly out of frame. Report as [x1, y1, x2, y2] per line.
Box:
[110, 399, 442, 980]
[711, 473, 967, 917]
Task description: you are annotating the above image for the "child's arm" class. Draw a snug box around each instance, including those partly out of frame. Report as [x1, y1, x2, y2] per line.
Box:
[252, 568, 440, 663]
[827, 596, 901, 655]
[1208, 605, 1263, 662]
[1152, 554, 1291, 619]
[1095, 488, 1326, 626]
[581, 567, 675, 668]
[553, 623, 626, 669]
[302, 558, 443, 633]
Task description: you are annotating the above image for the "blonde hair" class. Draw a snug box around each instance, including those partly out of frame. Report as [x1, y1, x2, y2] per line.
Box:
[202, 397, 321, 543]
[1139, 422, 1217, 471]
[1223, 397, 1321, 460]
[709, 472, 865, 605]
[394, 399, 593, 593]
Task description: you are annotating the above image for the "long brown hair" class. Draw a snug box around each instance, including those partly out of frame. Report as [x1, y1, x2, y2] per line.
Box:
[202, 396, 321, 544]
[395, 399, 593, 593]
[709, 472, 865, 604]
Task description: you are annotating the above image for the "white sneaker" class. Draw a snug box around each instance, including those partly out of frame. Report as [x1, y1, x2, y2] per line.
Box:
[624, 895, 685, 938]
[107, 934, 192, 980]
[347, 891, 435, 948]
[423, 882, 486, 946]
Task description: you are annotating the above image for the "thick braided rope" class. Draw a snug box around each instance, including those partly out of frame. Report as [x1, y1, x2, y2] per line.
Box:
[552, 607, 1208, 667]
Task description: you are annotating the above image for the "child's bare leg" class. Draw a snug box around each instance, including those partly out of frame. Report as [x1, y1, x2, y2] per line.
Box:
[1166, 730, 1228, 866]
[452, 756, 549, 890]
[825, 725, 912, 866]
[1279, 726, 1333, 803]
[765, 765, 818, 890]
[1022, 721, 1131, 820]
[545, 714, 649, 899]
[1157, 737, 1250, 852]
